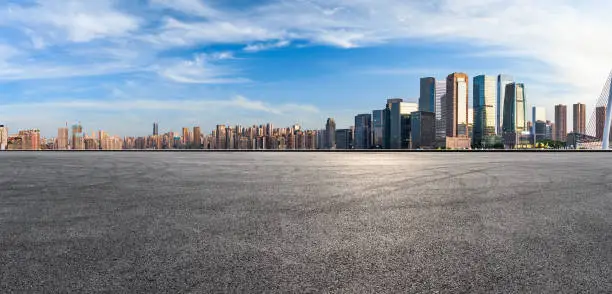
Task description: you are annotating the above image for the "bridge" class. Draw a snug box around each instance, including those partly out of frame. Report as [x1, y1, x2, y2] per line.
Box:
[574, 71, 612, 149]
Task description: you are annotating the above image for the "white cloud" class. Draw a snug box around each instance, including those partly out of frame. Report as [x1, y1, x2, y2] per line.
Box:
[157, 54, 249, 84]
[1, 0, 140, 43]
[244, 40, 290, 52]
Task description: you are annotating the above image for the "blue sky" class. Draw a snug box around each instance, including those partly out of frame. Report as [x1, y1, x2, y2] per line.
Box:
[1, 0, 611, 137]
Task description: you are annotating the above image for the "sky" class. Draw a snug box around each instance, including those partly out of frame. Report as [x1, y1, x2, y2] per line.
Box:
[1, 0, 611, 137]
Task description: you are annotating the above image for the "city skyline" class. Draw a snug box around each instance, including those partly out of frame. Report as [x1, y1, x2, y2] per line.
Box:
[0, 1, 611, 136]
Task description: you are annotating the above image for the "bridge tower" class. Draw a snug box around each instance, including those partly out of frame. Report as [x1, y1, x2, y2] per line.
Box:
[601, 71, 612, 149]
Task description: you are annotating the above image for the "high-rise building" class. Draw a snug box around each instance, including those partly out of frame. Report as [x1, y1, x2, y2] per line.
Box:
[372, 110, 385, 148]
[215, 125, 226, 149]
[153, 122, 159, 136]
[0, 125, 7, 150]
[193, 126, 201, 148]
[446, 73, 469, 137]
[555, 104, 567, 142]
[388, 99, 418, 149]
[473, 75, 497, 146]
[335, 129, 353, 149]
[19, 129, 41, 150]
[497, 74, 514, 135]
[596, 106, 607, 140]
[532, 106, 546, 143]
[71, 123, 84, 150]
[573, 103, 586, 134]
[354, 114, 372, 149]
[435, 80, 447, 144]
[410, 111, 435, 149]
[182, 127, 190, 146]
[383, 99, 403, 149]
[419, 77, 436, 112]
[325, 118, 336, 149]
[503, 83, 527, 148]
[56, 127, 69, 150]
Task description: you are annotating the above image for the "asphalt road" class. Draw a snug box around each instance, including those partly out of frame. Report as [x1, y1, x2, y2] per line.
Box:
[1, 152, 611, 293]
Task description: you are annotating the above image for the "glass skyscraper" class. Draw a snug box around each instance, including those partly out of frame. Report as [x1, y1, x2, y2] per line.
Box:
[435, 80, 447, 143]
[419, 77, 436, 113]
[497, 74, 514, 135]
[354, 113, 372, 149]
[372, 110, 384, 148]
[503, 83, 527, 134]
[473, 75, 497, 146]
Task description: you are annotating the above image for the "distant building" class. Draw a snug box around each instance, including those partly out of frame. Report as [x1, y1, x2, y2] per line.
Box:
[446, 72, 469, 138]
[0, 125, 7, 150]
[372, 109, 385, 148]
[71, 124, 84, 150]
[19, 129, 41, 150]
[388, 99, 417, 149]
[473, 75, 497, 146]
[435, 80, 447, 145]
[573, 103, 586, 134]
[153, 122, 159, 136]
[596, 106, 609, 140]
[410, 111, 435, 149]
[555, 104, 567, 141]
[503, 83, 527, 149]
[193, 126, 201, 149]
[419, 77, 436, 112]
[325, 118, 336, 149]
[354, 114, 372, 149]
[335, 129, 352, 149]
[497, 74, 514, 135]
[56, 127, 69, 150]
[532, 106, 546, 143]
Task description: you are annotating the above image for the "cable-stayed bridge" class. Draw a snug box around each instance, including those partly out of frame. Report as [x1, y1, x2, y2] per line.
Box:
[574, 71, 612, 149]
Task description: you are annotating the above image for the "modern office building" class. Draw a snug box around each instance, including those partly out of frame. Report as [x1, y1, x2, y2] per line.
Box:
[573, 103, 586, 134]
[532, 106, 546, 143]
[503, 83, 527, 148]
[56, 127, 69, 150]
[410, 111, 435, 149]
[497, 74, 514, 135]
[372, 109, 384, 148]
[555, 104, 567, 142]
[153, 122, 159, 136]
[435, 80, 447, 144]
[215, 125, 226, 149]
[596, 106, 609, 140]
[71, 123, 84, 150]
[335, 129, 352, 149]
[388, 99, 418, 149]
[446, 73, 469, 137]
[193, 126, 201, 148]
[325, 118, 336, 149]
[419, 77, 436, 112]
[473, 75, 497, 146]
[383, 99, 403, 149]
[354, 113, 372, 149]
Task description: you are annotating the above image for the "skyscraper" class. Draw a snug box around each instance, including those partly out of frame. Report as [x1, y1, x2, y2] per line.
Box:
[388, 99, 417, 149]
[372, 110, 384, 148]
[410, 111, 435, 149]
[56, 127, 69, 150]
[573, 103, 586, 134]
[153, 122, 159, 136]
[193, 126, 201, 148]
[182, 127, 190, 146]
[419, 77, 436, 112]
[435, 80, 447, 144]
[383, 99, 403, 149]
[596, 106, 609, 140]
[325, 118, 336, 149]
[503, 83, 527, 148]
[555, 104, 567, 142]
[497, 74, 514, 135]
[473, 75, 497, 146]
[354, 114, 372, 149]
[71, 123, 84, 150]
[532, 106, 546, 143]
[335, 129, 352, 149]
[446, 73, 469, 137]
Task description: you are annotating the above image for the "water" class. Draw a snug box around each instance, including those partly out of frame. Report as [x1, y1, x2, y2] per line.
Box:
[1, 152, 611, 292]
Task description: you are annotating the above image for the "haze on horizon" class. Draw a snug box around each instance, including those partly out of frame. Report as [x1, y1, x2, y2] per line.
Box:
[0, 0, 610, 137]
